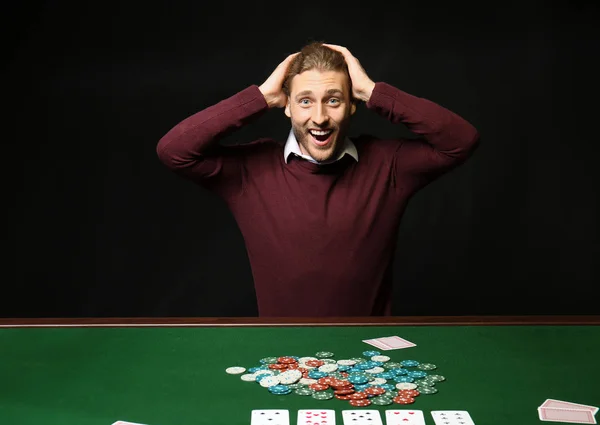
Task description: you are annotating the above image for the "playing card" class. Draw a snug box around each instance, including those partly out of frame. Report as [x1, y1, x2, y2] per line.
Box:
[298, 409, 335, 425]
[431, 410, 475, 425]
[251, 409, 290, 425]
[363, 336, 416, 350]
[111, 422, 148, 425]
[342, 410, 382, 425]
[540, 399, 599, 414]
[385, 409, 425, 425]
[362, 338, 390, 350]
[538, 407, 597, 424]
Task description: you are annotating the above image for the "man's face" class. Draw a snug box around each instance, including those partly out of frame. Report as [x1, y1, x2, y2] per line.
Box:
[285, 69, 356, 162]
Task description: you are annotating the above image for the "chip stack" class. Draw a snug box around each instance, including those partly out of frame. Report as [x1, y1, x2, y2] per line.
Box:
[225, 350, 445, 407]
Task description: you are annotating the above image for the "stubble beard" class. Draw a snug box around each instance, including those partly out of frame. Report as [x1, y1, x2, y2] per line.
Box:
[292, 125, 344, 163]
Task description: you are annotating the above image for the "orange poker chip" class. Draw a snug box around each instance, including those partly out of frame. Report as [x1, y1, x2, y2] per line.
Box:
[277, 357, 296, 364]
[349, 399, 371, 407]
[365, 387, 386, 395]
[268, 363, 287, 370]
[398, 389, 420, 397]
[334, 388, 355, 395]
[347, 392, 368, 400]
[309, 383, 330, 391]
[335, 394, 351, 400]
[393, 396, 415, 404]
[330, 379, 352, 388]
[305, 360, 325, 367]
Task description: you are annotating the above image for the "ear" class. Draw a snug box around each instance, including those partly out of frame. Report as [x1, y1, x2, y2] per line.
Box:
[350, 101, 357, 115]
[284, 97, 291, 117]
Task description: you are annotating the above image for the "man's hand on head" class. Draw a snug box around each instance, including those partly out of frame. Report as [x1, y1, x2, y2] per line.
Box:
[259, 53, 299, 109]
[323, 44, 375, 103]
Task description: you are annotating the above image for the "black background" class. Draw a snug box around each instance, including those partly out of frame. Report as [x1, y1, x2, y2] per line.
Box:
[4, 2, 599, 317]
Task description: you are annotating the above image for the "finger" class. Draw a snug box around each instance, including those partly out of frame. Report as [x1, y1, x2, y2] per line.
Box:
[323, 44, 350, 56]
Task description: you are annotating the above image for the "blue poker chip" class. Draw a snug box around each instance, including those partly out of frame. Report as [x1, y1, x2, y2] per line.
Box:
[400, 360, 420, 367]
[363, 350, 381, 357]
[408, 370, 428, 378]
[394, 376, 415, 383]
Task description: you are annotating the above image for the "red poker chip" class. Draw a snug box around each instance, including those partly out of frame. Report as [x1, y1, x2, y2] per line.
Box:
[398, 389, 420, 397]
[309, 383, 330, 391]
[335, 394, 351, 400]
[349, 399, 371, 407]
[393, 396, 415, 404]
[365, 387, 386, 395]
[347, 392, 368, 400]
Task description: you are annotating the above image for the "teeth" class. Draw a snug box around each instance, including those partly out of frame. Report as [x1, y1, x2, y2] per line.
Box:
[310, 130, 332, 136]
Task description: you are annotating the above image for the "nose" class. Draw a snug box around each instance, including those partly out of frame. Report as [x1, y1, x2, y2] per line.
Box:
[311, 104, 329, 126]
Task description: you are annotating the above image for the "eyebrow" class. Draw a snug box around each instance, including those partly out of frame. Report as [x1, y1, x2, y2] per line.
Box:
[295, 89, 344, 99]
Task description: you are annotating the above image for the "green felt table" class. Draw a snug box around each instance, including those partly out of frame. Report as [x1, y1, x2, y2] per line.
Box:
[1, 316, 599, 425]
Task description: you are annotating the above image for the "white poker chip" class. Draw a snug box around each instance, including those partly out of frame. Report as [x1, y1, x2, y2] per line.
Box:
[365, 366, 385, 374]
[371, 355, 391, 362]
[396, 382, 418, 390]
[259, 376, 280, 387]
[299, 378, 317, 385]
[225, 366, 246, 374]
[298, 357, 318, 363]
[277, 370, 302, 384]
[240, 373, 256, 382]
[337, 359, 357, 366]
[318, 364, 338, 373]
[370, 377, 387, 385]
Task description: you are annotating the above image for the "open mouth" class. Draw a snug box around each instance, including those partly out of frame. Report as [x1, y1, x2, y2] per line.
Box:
[309, 129, 334, 146]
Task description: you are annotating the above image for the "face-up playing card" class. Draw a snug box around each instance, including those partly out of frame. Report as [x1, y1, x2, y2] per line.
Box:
[363, 336, 416, 350]
[431, 410, 476, 425]
[538, 407, 597, 424]
[298, 409, 335, 425]
[385, 409, 425, 425]
[251, 409, 290, 425]
[341, 410, 382, 425]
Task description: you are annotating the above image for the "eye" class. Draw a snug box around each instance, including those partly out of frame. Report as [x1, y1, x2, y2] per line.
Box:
[299, 99, 310, 105]
[328, 98, 340, 105]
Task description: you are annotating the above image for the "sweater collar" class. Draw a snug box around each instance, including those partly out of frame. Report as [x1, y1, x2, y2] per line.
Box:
[284, 129, 358, 164]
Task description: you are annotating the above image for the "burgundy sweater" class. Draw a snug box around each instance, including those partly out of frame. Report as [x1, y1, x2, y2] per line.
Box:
[156, 82, 479, 316]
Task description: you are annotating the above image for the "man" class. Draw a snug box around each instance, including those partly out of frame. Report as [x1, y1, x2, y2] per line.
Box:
[156, 42, 480, 317]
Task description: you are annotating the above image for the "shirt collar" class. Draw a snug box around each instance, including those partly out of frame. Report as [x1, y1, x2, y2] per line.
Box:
[284, 129, 359, 164]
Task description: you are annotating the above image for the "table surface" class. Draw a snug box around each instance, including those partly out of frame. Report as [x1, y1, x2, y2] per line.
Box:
[1, 316, 599, 425]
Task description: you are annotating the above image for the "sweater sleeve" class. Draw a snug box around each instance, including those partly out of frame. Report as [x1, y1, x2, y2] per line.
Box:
[365, 82, 480, 189]
[156, 85, 269, 199]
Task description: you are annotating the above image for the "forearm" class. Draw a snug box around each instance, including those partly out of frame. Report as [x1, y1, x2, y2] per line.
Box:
[366, 82, 479, 158]
[156, 85, 269, 170]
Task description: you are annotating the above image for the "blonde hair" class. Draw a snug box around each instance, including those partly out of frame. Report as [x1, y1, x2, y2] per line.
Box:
[283, 41, 353, 100]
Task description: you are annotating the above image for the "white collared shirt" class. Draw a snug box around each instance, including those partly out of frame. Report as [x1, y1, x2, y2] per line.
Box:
[283, 129, 359, 165]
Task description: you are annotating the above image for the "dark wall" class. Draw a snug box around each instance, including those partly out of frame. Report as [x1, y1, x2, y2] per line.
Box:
[5, 2, 599, 317]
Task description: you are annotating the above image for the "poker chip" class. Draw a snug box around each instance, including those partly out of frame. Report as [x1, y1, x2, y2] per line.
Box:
[224, 350, 445, 407]
[396, 382, 417, 390]
[371, 355, 390, 362]
[393, 395, 415, 404]
[417, 386, 438, 394]
[417, 363, 437, 370]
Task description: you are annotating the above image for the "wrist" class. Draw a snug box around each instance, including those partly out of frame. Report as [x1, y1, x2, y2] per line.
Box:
[258, 85, 276, 108]
[360, 81, 376, 103]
